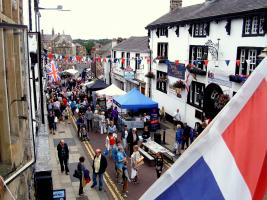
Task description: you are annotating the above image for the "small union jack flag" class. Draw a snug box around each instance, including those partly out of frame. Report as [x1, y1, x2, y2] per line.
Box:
[47, 61, 60, 82]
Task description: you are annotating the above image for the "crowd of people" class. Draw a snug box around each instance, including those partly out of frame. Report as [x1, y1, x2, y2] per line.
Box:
[46, 71, 166, 197]
[46, 63, 209, 198]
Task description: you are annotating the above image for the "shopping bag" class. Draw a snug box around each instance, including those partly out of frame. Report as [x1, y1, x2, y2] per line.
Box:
[131, 168, 137, 179]
[136, 156, 144, 168]
[104, 148, 109, 156]
[73, 169, 81, 179]
[82, 169, 91, 187]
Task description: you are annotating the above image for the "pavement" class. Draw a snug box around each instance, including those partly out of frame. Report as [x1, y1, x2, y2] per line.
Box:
[49, 121, 110, 200]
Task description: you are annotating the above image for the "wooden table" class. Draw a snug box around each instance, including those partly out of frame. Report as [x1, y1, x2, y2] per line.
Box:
[142, 140, 175, 161]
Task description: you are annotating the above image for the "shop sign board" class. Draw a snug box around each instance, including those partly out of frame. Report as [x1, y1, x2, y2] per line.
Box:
[167, 62, 186, 80]
[124, 71, 135, 79]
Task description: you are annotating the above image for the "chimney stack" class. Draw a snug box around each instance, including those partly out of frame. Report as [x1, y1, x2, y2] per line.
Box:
[170, 0, 182, 12]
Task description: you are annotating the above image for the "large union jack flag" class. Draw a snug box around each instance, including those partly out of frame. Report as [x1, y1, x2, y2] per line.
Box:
[47, 61, 60, 82]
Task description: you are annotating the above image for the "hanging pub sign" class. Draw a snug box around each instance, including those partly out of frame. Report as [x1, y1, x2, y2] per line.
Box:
[167, 62, 186, 80]
[203, 83, 230, 120]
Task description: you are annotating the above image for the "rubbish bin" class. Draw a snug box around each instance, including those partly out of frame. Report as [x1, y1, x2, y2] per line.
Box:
[154, 132, 161, 144]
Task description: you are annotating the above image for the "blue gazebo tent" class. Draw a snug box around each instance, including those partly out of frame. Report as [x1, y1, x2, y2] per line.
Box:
[113, 88, 158, 109]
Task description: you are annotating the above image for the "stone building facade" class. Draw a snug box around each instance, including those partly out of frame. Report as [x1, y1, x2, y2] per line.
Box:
[0, 0, 35, 199]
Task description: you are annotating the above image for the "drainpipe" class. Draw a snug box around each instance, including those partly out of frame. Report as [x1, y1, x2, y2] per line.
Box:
[149, 50, 152, 98]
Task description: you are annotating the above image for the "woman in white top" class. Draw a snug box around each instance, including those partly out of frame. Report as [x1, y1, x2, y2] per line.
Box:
[130, 145, 143, 184]
[99, 112, 106, 134]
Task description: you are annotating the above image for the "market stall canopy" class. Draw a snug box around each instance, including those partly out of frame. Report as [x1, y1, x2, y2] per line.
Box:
[64, 68, 79, 75]
[81, 80, 95, 91]
[87, 79, 108, 91]
[113, 88, 158, 109]
[96, 84, 126, 96]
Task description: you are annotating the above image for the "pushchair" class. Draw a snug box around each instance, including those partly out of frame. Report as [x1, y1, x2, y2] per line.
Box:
[81, 127, 89, 141]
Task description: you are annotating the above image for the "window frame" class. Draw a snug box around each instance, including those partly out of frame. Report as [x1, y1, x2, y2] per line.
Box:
[157, 42, 168, 59]
[126, 52, 130, 67]
[189, 45, 208, 70]
[242, 15, 266, 37]
[187, 81, 205, 110]
[235, 46, 263, 76]
[156, 71, 167, 94]
[135, 53, 141, 70]
[193, 23, 208, 37]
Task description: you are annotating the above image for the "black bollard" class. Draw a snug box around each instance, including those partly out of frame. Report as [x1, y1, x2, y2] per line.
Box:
[162, 129, 166, 144]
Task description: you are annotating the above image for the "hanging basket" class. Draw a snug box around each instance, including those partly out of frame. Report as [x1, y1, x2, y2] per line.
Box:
[145, 71, 155, 79]
[173, 80, 185, 89]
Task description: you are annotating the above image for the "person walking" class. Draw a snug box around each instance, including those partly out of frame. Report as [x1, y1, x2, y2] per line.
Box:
[127, 128, 139, 156]
[155, 152, 164, 178]
[77, 156, 86, 196]
[182, 123, 191, 150]
[57, 140, 69, 175]
[76, 114, 84, 138]
[111, 106, 119, 126]
[175, 124, 183, 155]
[159, 106, 166, 122]
[99, 112, 106, 134]
[121, 159, 131, 198]
[108, 121, 117, 138]
[173, 108, 182, 129]
[121, 125, 128, 151]
[106, 132, 116, 157]
[142, 126, 151, 142]
[91, 149, 108, 191]
[85, 107, 94, 132]
[116, 146, 126, 185]
[130, 145, 143, 184]
[48, 111, 55, 135]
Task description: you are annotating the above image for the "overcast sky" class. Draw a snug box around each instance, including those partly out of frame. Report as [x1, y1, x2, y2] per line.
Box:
[39, 0, 204, 39]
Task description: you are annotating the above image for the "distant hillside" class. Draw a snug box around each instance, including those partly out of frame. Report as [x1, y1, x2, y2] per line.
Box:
[73, 39, 111, 55]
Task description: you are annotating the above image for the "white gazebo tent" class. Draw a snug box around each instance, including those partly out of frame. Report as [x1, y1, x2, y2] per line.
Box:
[95, 84, 126, 108]
[96, 84, 126, 96]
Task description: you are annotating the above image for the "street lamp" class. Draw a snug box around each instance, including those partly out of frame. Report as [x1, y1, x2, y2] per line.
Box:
[35, 5, 71, 32]
[38, 5, 71, 11]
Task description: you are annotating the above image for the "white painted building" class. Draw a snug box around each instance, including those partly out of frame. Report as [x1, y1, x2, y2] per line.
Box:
[111, 36, 151, 96]
[147, 0, 267, 127]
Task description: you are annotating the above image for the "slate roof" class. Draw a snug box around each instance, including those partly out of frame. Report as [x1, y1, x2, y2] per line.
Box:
[113, 36, 149, 53]
[147, 0, 267, 28]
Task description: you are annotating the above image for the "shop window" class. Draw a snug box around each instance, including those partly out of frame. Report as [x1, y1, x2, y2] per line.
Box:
[0, 24, 34, 182]
[189, 45, 208, 70]
[156, 71, 167, 94]
[235, 47, 263, 76]
[187, 81, 205, 109]
[157, 43, 168, 59]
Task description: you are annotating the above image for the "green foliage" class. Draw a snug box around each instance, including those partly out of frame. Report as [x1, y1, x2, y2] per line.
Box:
[73, 39, 111, 55]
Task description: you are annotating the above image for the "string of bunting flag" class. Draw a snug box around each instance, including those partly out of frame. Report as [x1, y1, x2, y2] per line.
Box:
[47, 53, 262, 67]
